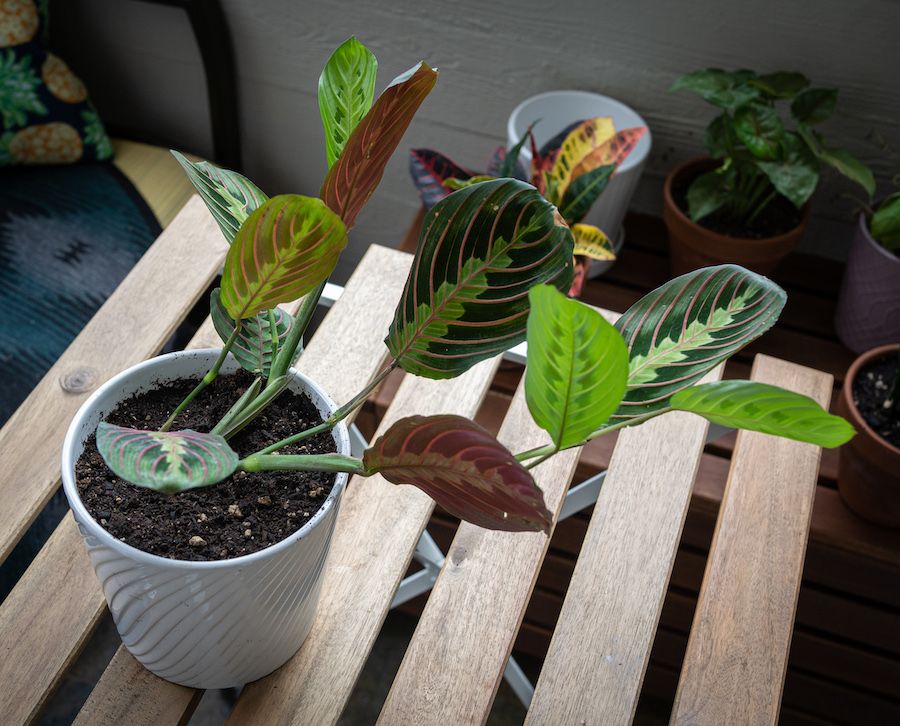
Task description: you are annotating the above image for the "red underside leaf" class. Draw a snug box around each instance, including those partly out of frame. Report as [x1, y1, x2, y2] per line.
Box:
[319, 62, 438, 229]
[363, 414, 553, 533]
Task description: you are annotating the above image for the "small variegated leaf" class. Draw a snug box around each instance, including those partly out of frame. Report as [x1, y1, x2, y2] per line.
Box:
[362, 414, 552, 532]
[525, 285, 629, 449]
[671, 381, 855, 448]
[443, 174, 495, 190]
[544, 117, 617, 205]
[568, 127, 647, 185]
[221, 194, 347, 321]
[571, 223, 615, 260]
[386, 178, 574, 379]
[210, 288, 299, 377]
[318, 36, 378, 168]
[96, 423, 239, 493]
[610, 265, 786, 425]
[171, 151, 269, 243]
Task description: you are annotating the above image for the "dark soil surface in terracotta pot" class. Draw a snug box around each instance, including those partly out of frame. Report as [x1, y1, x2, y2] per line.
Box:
[852, 354, 900, 449]
[670, 172, 803, 239]
[76, 370, 338, 561]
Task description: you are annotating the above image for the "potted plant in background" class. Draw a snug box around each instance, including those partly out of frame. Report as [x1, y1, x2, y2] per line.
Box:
[836, 344, 900, 527]
[409, 115, 647, 296]
[60, 38, 853, 691]
[665, 68, 875, 276]
[505, 89, 653, 276]
[835, 143, 900, 353]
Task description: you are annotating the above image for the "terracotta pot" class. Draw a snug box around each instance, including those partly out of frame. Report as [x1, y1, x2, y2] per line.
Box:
[836, 344, 900, 528]
[62, 349, 351, 688]
[663, 157, 811, 277]
[834, 212, 900, 354]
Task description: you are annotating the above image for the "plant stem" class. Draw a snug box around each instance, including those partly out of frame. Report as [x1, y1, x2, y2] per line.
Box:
[514, 409, 669, 463]
[239, 452, 366, 475]
[160, 325, 242, 432]
[326, 361, 399, 427]
[269, 280, 328, 384]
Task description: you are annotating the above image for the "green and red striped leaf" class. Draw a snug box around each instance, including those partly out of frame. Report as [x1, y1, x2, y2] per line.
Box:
[220, 194, 347, 321]
[671, 381, 855, 447]
[408, 148, 475, 210]
[525, 285, 629, 449]
[386, 178, 574, 379]
[319, 61, 437, 229]
[610, 265, 786, 425]
[318, 36, 378, 168]
[362, 414, 552, 532]
[97, 423, 239, 494]
[171, 151, 269, 243]
[210, 288, 299, 377]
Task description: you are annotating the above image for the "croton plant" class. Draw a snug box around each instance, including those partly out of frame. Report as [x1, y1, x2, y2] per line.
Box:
[96, 38, 854, 534]
[409, 115, 647, 296]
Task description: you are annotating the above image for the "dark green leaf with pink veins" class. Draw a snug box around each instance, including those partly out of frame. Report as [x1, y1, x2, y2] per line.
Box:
[96, 423, 240, 494]
[608, 264, 786, 426]
[386, 178, 574, 379]
[363, 414, 553, 533]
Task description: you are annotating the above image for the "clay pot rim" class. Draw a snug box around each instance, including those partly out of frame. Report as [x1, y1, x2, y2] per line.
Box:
[841, 343, 900, 457]
[664, 156, 812, 245]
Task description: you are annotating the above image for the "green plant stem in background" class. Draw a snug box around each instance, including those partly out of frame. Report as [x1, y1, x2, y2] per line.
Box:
[240, 452, 366, 475]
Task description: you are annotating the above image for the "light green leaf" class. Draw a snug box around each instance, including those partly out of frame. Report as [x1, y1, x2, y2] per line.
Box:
[671, 380, 855, 448]
[525, 285, 628, 449]
[871, 192, 900, 251]
[318, 36, 377, 168]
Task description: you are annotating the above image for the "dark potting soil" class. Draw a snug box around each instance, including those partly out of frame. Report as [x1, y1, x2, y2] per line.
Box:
[672, 174, 803, 239]
[76, 369, 339, 561]
[852, 353, 900, 449]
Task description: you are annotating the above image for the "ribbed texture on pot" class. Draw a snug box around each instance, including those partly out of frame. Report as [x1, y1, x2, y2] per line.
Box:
[74, 499, 341, 688]
[62, 350, 351, 689]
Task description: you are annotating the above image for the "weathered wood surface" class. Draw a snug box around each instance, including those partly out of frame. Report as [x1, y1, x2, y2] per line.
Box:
[0, 197, 225, 726]
[524, 367, 722, 725]
[377, 382, 580, 726]
[670, 356, 830, 725]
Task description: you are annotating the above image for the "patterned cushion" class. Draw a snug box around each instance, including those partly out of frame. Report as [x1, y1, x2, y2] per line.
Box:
[0, 0, 112, 164]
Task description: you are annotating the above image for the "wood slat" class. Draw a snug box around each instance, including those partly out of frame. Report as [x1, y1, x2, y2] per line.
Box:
[0, 198, 225, 726]
[670, 355, 831, 726]
[0, 196, 224, 567]
[75, 244, 415, 724]
[377, 381, 580, 725]
[524, 369, 722, 724]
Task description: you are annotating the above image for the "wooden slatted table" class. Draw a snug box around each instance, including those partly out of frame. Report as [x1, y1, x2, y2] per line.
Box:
[0, 197, 834, 725]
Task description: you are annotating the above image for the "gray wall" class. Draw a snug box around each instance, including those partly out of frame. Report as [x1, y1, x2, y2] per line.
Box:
[54, 0, 900, 282]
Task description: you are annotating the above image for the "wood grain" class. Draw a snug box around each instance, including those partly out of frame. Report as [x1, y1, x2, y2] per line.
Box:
[377, 381, 579, 725]
[670, 355, 831, 726]
[524, 368, 723, 725]
[73, 646, 202, 726]
[0, 196, 225, 568]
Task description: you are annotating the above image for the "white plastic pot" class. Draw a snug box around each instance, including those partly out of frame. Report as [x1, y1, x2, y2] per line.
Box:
[507, 90, 652, 276]
[61, 349, 350, 689]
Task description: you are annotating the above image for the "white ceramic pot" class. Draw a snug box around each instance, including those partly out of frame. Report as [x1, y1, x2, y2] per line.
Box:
[507, 90, 652, 277]
[61, 349, 350, 689]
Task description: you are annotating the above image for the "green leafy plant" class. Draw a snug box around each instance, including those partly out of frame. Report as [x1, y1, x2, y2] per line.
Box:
[93, 39, 855, 534]
[671, 68, 876, 229]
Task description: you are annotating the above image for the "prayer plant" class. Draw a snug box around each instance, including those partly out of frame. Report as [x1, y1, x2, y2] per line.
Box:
[95, 38, 855, 534]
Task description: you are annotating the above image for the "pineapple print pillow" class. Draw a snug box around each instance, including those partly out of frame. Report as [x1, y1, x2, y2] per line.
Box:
[0, 0, 112, 164]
